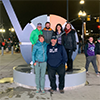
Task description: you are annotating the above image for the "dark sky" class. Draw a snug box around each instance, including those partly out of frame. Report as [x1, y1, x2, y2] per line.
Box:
[0, 0, 100, 33]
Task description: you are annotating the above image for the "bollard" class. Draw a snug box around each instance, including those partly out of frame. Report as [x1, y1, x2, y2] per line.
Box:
[1, 47, 4, 56]
[11, 46, 13, 55]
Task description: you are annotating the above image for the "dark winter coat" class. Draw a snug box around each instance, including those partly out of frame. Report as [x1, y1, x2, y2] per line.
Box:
[47, 43, 68, 67]
[95, 42, 100, 55]
[62, 30, 76, 51]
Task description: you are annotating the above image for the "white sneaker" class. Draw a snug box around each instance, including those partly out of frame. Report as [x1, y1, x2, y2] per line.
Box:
[86, 71, 89, 75]
[96, 73, 100, 77]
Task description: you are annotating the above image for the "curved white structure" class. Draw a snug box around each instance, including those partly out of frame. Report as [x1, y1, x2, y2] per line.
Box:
[13, 65, 86, 90]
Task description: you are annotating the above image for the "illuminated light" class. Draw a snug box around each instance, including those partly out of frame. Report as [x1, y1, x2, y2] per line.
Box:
[91, 30, 93, 32]
[97, 25, 100, 29]
[81, 35, 83, 38]
[2, 29, 6, 32]
[78, 10, 83, 16]
[0, 29, 6, 33]
[0, 29, 2, 32]
[80, 0, 85, 4]
[82, 11, 86, 16]
[94, 17, 97, 19]
[78, 10, 86, 17]
[9, 28, 15, 32]
[77, 30, 80, 32]
[86, 30, 88, 32]
[85, 33, 89, 35]
[87, 15, 91, 21]
[96, 17, 100, 23]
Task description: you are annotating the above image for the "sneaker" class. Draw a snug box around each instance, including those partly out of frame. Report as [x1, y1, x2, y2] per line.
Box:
[48, 89, 55, 93]
[36, 89, 40, 93]
[96, 73, 100, 77]
[86, 71, 89, 75]
[59, 90, 64, 93]
[41, 89, 45, 93]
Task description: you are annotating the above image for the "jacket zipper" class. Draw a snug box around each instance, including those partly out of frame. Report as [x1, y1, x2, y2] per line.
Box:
[42, 44, 45, 62]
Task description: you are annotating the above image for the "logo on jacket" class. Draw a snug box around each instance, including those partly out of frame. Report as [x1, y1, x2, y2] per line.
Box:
[88, 47, 95, 52]
[49, 48, 58, 53]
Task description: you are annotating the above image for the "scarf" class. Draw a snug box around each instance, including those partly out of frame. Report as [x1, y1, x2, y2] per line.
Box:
[64, 29, 71, 35]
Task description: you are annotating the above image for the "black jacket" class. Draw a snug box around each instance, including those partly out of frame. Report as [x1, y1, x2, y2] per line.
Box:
[62, 30, 76, 50]
[95, 42, 100, 55]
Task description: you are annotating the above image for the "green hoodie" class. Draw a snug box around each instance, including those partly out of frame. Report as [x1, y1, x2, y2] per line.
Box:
[30, 28, 43, 45]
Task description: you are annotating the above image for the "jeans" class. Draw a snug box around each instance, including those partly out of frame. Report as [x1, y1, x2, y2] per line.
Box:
[34, 62, 46, 90]
[66, 49, 73, 71]
[85, 56, 98, 73]
[47, 64, 65, 90]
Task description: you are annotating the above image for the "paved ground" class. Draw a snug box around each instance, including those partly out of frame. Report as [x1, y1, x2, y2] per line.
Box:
[0, 52, 100, 100]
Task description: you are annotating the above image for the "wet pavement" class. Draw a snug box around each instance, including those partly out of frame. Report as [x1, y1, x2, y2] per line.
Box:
[0, 53, 100, 100]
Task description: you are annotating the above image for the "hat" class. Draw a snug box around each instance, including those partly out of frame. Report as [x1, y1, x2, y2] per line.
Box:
[37, 23, 42, 26]
[51, 35, 57, 39]
[97, 37, 100, 40]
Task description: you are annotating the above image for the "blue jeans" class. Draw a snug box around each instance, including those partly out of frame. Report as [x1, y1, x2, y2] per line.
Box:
[34, 62, 46, 90]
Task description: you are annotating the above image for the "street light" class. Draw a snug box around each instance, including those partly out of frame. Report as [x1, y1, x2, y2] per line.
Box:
[80, 0, 85, 4]
[78, 10, 86, 18]
[0, 28, 6, 38]
[78, 0, 86, 52]
[9, 28, 15, 32]
[0, 29, 6, 33]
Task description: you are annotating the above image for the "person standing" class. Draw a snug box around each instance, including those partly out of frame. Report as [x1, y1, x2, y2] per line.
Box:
[30, 23, 43, 47]
[32, 35, 47, 93]
[84, 37, 99, 76]
[53, 23, 63, 44]
[47, 35, 67, 93]
[95, 37, 100, 73]
[62, 23, 76, 72]
[42, 22, 54, 43]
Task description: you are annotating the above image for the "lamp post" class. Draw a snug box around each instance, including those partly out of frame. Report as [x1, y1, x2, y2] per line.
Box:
[67, 0, 69, 23]
[78, 0, 86, 52]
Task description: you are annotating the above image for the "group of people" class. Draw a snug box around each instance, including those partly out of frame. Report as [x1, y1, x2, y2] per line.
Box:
[30, 22, 76, 93]
[0, 39, 20, 53]
[84, 37, 100, 76]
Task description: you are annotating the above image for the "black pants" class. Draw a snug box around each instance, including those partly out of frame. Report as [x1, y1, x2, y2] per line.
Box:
[47, 64, 65, 90]
[66, 49, 73, 71]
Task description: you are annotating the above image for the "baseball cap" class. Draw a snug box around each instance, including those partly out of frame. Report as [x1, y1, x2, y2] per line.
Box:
[51, 35, 57, 39]
[37, 23, 42, 26]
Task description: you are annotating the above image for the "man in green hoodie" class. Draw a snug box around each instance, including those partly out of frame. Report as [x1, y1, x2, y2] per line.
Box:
[30, 23, 43, 47]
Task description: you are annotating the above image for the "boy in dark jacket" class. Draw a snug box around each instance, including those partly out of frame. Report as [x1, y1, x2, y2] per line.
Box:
[47, 35, 68, 93]
[84, 37, 99, 77]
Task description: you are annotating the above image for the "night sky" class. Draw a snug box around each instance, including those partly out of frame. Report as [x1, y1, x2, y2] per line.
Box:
[0, 0, 100, 37]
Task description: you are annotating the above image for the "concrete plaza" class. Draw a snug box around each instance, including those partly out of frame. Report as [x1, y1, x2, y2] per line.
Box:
[0, 52, 100, 100]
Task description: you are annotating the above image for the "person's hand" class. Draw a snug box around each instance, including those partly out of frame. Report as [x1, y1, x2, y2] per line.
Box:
[34, 62, 36, 66]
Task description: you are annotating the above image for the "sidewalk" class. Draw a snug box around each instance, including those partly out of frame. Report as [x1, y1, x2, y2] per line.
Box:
[0, 53, 100, 100]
